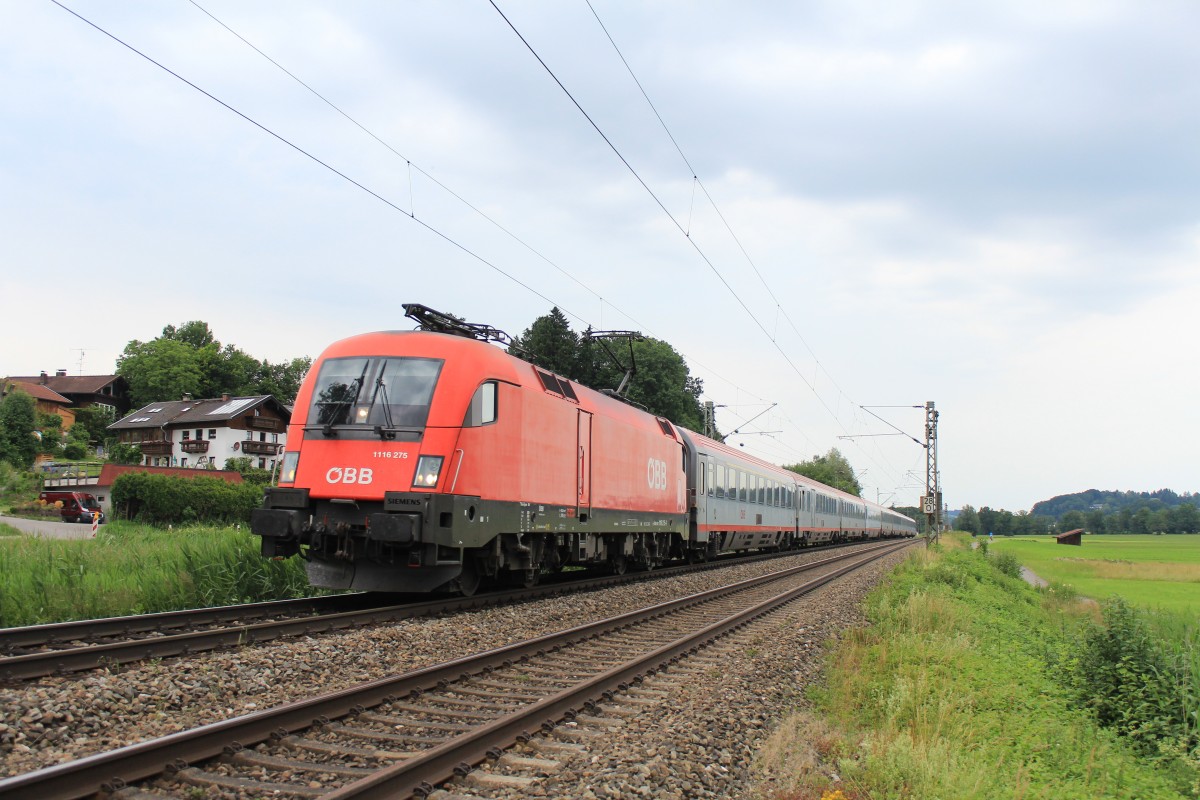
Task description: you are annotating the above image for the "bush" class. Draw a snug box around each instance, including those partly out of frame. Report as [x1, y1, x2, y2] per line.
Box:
[107, 442, 143, 465]
[989, 548, 1022, 579]
[1068, 598, 1200, 764]
[112, 472, 264, 526]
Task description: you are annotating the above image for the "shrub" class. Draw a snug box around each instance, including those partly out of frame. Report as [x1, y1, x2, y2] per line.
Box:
[989, 548, 1022, 579]
[1068, 598, 1199, 764]
[112, 472, 264, 526]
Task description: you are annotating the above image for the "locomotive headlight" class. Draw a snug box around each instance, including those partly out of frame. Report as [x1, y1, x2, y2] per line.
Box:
[413, 455, 444, 488]
[279, 452, 300, 484]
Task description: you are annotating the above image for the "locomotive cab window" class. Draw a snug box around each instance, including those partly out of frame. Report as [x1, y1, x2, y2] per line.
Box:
[311, 356, 443, 429]
[463, 381, 498, 427]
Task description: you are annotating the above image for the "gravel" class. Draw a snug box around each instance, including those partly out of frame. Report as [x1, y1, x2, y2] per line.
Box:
[0, 541, 916, 787]
[444, 546, 914, 799]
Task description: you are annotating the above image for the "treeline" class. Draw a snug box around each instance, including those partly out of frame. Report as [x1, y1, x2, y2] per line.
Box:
[1031, 488, 1199, 518]
[955, 502, 1200, 535]
[117, 320, 311, 408]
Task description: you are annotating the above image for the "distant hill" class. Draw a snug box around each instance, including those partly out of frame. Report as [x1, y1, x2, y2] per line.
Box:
[1030, 489, 1199, 519]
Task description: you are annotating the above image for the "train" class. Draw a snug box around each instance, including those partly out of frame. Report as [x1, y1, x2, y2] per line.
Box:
[251, 305, 918, 594]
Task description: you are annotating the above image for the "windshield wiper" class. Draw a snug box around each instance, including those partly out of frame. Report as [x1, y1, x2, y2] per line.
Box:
[370, 361, 397, 440]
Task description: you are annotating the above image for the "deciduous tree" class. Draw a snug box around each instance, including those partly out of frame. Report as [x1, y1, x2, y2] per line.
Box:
[0, 390, 38, 468]
[784, 449, 862, 497]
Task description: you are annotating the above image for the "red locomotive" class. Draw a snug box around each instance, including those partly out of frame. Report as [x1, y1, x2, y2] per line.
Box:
[252, 305, 916, 593]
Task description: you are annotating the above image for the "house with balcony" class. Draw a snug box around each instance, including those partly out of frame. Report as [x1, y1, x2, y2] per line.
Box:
[108, 394, 291, 470]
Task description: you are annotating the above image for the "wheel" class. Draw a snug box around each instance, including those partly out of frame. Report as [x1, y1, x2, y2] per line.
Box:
[455, 560, 481, 597]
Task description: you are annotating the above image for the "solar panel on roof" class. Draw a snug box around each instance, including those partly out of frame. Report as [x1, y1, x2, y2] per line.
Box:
[208, 397, 256, 416]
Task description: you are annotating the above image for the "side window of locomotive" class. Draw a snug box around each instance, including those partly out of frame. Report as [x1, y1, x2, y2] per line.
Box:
[463, 381, 498, 427]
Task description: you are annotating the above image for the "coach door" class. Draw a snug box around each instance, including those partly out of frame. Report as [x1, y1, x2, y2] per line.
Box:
[577, 410, 592, 516]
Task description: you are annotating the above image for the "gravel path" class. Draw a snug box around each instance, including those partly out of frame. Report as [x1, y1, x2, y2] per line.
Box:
[0, 542, 916, 786]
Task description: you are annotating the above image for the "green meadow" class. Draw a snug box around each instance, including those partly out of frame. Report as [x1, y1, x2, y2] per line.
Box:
[989, 534, 1200, 613]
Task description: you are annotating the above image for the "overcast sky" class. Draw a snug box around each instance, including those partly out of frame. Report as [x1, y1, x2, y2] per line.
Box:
[3, 1, 1197, 512]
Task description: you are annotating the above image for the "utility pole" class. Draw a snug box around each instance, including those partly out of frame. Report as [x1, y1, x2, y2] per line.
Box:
[703, 401, 718, 440]
[922, 401, 941, 543]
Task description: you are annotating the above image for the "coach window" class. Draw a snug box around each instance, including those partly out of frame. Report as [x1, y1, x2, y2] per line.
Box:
[707, 463, 715, 497]
[463, 381, 498, 427]
[738, 471, 747, 502]
[698, 464, 706, 496]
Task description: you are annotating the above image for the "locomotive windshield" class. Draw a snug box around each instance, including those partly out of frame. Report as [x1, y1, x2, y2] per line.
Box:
[311, 357, 443, 429]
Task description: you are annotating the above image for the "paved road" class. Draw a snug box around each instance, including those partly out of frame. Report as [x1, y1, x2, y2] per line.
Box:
[0, 514, 100, 540]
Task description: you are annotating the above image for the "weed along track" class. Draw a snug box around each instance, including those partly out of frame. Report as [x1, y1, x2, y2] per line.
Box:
[0, 541, 871, 683]
[0, 541, 914, 799]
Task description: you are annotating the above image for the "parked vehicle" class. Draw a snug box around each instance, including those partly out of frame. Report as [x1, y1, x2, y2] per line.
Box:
[38, 491, 105, 524]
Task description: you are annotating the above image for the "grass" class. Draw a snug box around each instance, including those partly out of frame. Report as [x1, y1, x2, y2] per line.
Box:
[990, 535, 1200, 613]
[750, 534, 1198, 799]
[0, 521, 319, 627]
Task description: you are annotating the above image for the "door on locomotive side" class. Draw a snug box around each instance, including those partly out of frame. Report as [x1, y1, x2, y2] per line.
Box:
[577, 409, 592, 515]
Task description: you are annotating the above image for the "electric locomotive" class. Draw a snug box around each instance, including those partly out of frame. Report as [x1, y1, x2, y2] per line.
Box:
[252, 305, 692, 594]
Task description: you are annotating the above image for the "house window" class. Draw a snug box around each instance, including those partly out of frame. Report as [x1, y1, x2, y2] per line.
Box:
[271, 433, 279, 443]
[259, 432, 266, 442]
[182, 431, 190, 440]
[245, 430, 253, 440]
[208, 429, 216, 439]
[258, 458, 266, 468]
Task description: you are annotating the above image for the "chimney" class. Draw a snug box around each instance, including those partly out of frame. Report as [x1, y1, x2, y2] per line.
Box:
[182, 392, 193, 402]
[40, 371, 48, 384]
[55, 369, 67, 377]
[221, 394, 230, 402]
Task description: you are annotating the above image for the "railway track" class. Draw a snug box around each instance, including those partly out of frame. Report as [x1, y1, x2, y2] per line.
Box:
[0, 539, 897, 682]
[0, 538, 915, 800]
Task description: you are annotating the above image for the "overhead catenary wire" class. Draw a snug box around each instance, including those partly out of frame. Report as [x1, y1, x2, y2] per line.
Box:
[505, 0, 908, 489]
[180, 0, 778, 421]
[47, 0, 586, 324]
[58, 1, 916, 497]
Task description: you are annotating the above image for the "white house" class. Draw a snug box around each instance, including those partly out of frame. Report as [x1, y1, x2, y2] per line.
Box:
[108, 394, 290, 471]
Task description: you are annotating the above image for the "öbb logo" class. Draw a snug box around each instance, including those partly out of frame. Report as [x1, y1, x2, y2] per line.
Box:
[646, 458, 667, 491]
[326, 467, 374, 485]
